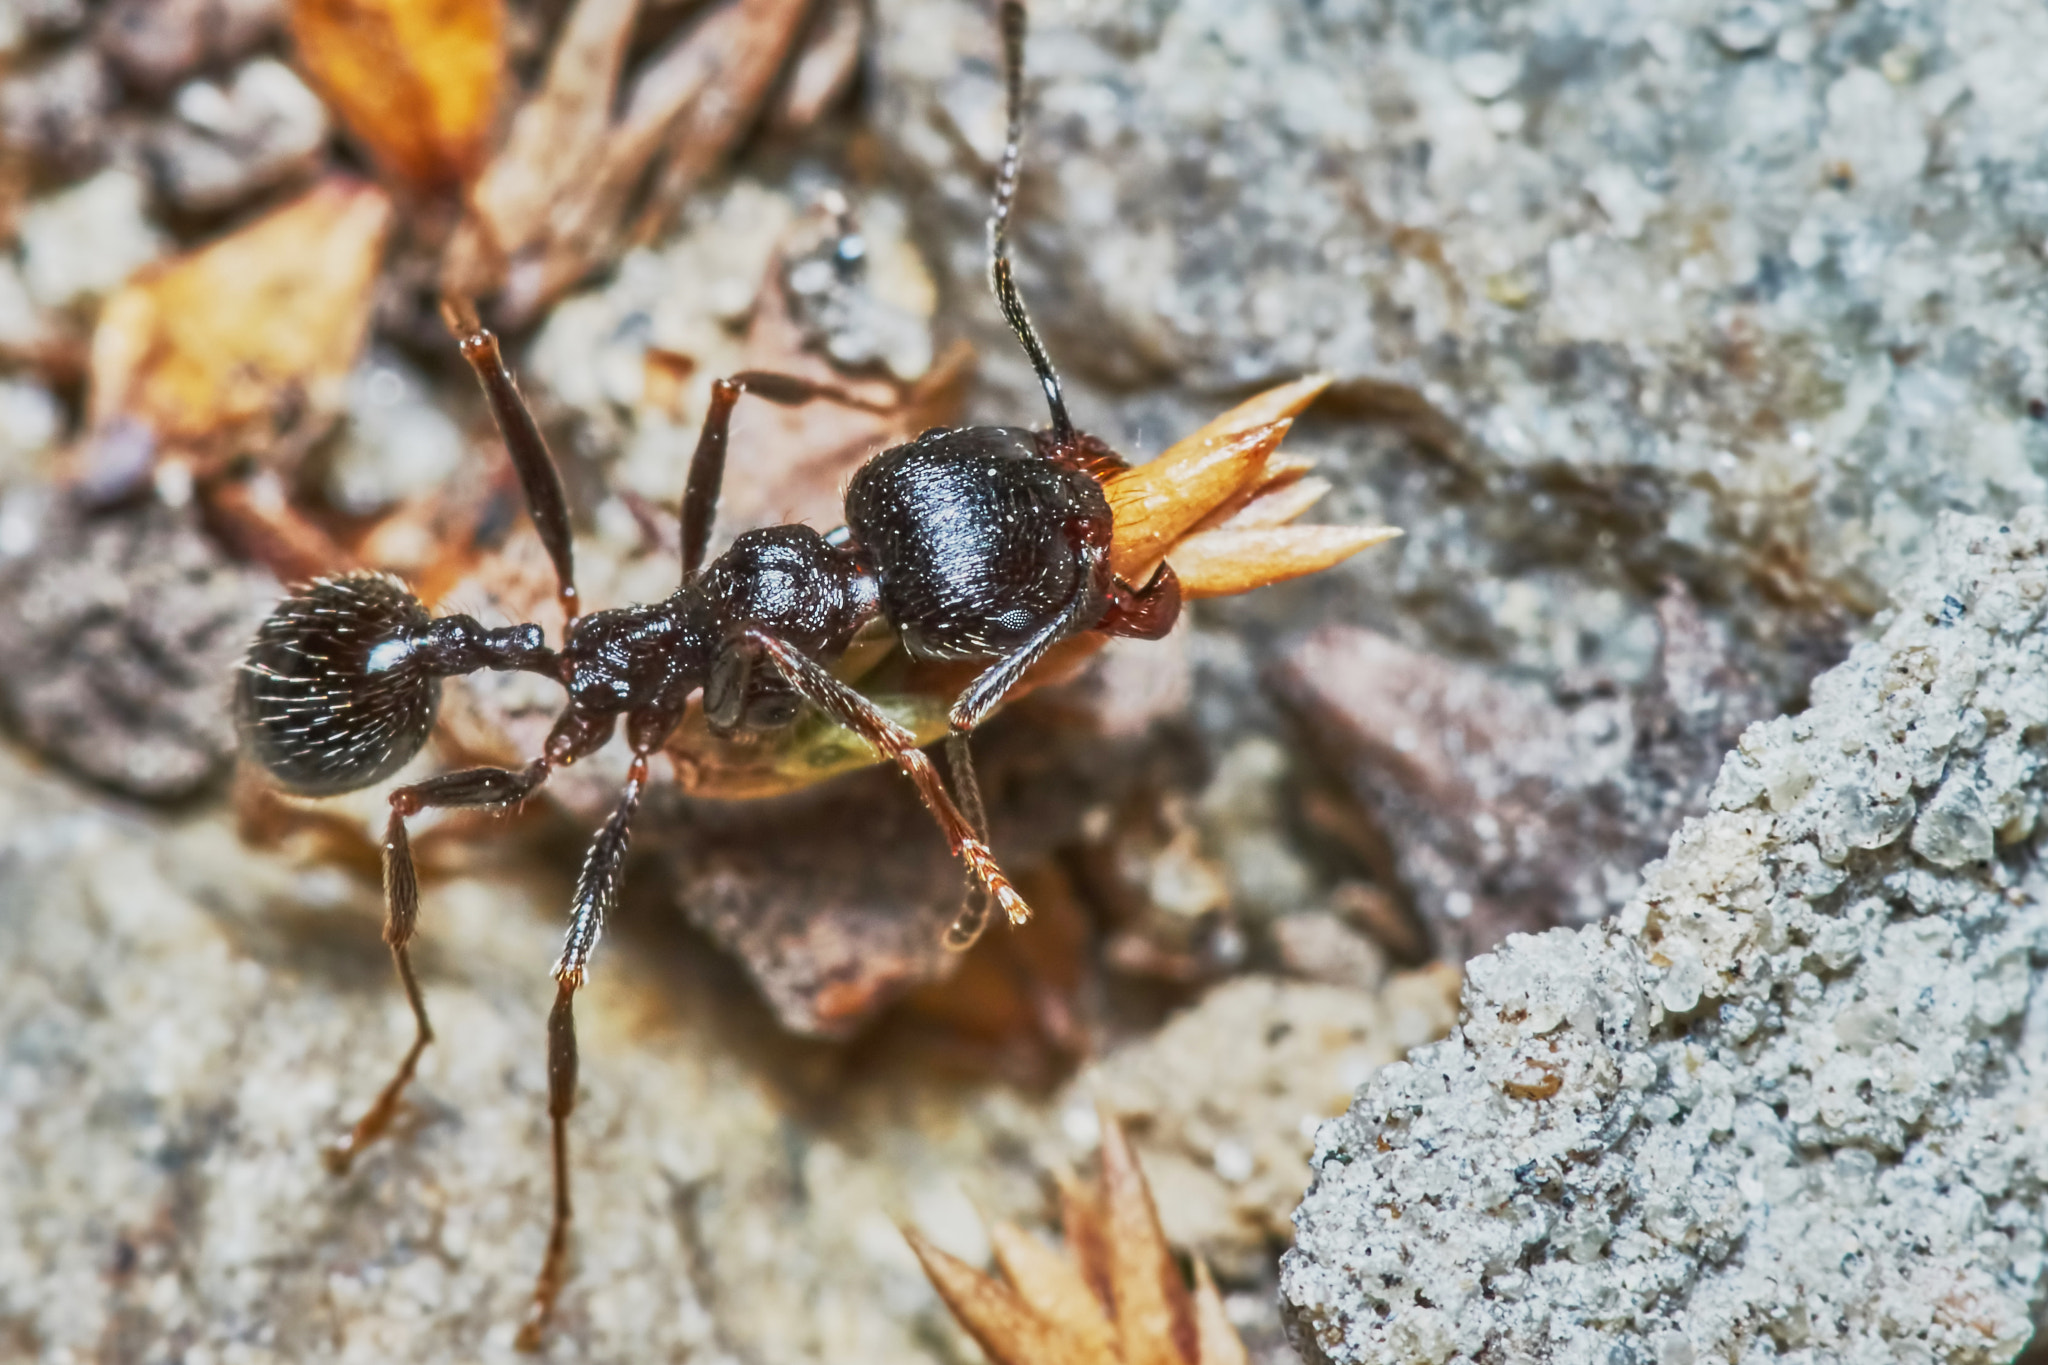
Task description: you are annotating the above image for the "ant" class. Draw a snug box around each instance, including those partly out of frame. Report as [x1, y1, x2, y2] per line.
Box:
[237, 0, 1175, 1347]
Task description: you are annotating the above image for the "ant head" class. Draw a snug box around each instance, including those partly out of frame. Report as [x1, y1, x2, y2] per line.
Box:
[237, 572, 442, 796]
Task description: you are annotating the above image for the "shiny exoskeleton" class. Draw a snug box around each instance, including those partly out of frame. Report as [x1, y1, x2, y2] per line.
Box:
[235, 2, 1175, 1348]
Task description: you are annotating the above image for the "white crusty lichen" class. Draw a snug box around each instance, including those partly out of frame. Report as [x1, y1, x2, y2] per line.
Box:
[1282, 511, 2048, 1365]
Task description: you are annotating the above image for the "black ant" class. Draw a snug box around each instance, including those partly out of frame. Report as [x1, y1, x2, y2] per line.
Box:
[237, 1, 1175, 1347]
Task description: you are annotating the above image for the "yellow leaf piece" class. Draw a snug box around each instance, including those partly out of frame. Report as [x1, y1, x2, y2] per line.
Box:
[291, 0, 504, 189]
[1172, 525, 1404, 600]
[88, 177, 391, 451]
[906, 1116, 1247, 1365]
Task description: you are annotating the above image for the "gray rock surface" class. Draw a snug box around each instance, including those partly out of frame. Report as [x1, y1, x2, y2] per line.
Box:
[1281, 509, 2048, 1363]
[869, 0, 2048, 946]
[0, 718, 1435, 1361]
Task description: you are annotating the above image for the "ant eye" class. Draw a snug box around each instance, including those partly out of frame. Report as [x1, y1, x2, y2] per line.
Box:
[236, 573, 440, 796]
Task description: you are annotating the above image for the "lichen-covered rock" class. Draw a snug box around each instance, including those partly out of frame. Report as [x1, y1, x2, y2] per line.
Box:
[1282, 510, 2048, 1364]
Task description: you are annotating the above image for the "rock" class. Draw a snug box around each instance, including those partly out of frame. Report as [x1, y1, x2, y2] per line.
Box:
[96, 0, 283, 97]
[16, 168, 166, 312]
[0, 45, 116, 179]
[323, 344, 467, 517]
[0, 742, 1036, 1363]
[0, 377, 63, 480]
[0, 493, 276, 799]
[1280, 510, 2048, 1364]
[1276, 582, 1772, 956]
[146, 58, 328, 214]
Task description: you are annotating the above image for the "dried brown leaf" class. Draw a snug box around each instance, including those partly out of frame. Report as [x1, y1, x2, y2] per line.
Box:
[87, 177, 391, 456]
[1098, 1111, 1199, 1365]
[767, 0, 863, 130]
[907, 1120, 1248, 1365]
[1192, 1259, 1249, 1365]
[903, 1227, 1088, 1365]
[290, 0, 504, 189]
[990, 1222, 1121, 1365]
[1057, 1172, 1117, 1323]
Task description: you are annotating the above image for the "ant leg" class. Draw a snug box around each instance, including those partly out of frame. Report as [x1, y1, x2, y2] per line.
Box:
[986, 0, 1073, 443]
[946, 542, 1110, 736]
[326, 760, 552, 1174]
[681, 371, 896, 578]
[517, 749, 651, 1351]
[733, 629, 1032, 926]
[943, 733, 995, 950]
[443, 297, 580, 626]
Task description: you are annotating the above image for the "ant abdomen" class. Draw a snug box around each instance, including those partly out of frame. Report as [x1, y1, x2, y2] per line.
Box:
[237, 573, 443, 796]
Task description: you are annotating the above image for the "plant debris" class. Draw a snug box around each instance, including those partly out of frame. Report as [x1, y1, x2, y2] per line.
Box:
[288, 0, 504, 191]
[905, 1112, 1251, 1365]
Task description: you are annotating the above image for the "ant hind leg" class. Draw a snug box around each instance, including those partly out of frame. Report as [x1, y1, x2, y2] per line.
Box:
[326, 761, 552, 1174]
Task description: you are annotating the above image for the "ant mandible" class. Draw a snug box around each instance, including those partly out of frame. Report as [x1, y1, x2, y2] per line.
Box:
[237, 0, 1175, 1347]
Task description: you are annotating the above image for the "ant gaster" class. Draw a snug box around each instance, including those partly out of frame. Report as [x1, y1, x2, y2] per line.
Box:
[236, 1, 1175, 1346]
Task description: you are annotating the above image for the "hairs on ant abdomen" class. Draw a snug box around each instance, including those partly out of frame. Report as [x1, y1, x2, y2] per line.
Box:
[235, 1, 1175, 1347]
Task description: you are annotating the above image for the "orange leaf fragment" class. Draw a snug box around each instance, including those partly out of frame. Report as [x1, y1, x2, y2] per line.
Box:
[1185, 372, 1335, 447]
[1103, 419, 1292, 581]
[290, 0, 504, 190]
[1171, 524, 1403, 599]
[87, 177, 391, 453]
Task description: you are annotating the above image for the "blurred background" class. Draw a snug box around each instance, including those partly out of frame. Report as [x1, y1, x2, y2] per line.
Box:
[1, 0, 2045, 1359]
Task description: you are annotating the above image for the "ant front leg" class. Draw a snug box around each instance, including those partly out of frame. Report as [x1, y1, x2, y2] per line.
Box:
[727, 629, 1032, 928]
[327, 760, 553, 1174]
[680, 371, 896, 578]
[443, 297, 581, 627]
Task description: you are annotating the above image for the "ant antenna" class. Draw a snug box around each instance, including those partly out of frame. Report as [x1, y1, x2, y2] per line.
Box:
[988, 0, 1075, 443]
